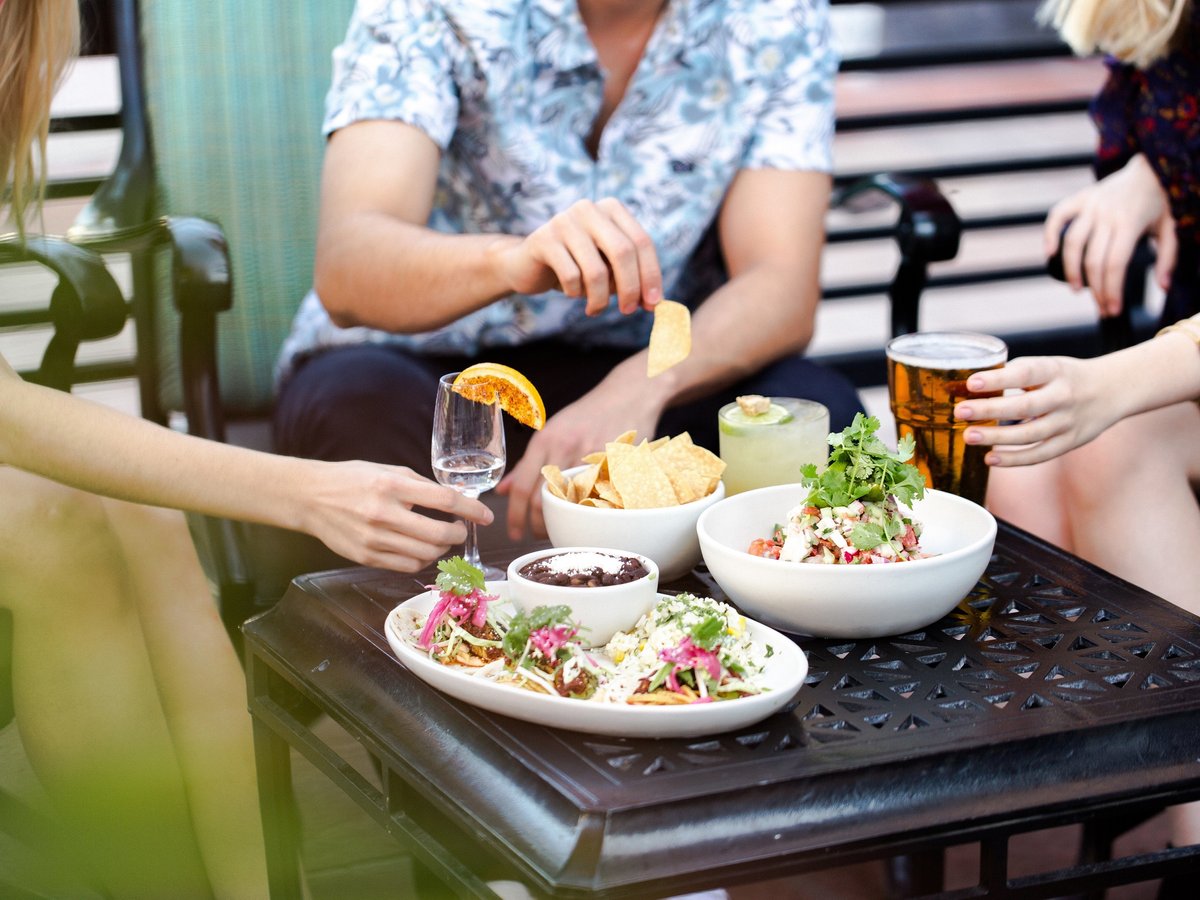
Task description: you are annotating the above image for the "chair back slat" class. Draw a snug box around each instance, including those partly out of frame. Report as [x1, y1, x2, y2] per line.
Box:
[138, 0, 354, 414]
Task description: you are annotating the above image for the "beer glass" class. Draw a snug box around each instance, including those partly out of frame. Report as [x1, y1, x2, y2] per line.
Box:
[885, 331, 1007, 506]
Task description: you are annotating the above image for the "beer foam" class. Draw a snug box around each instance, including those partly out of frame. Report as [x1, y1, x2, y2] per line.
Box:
[886, 331, 1007, 370]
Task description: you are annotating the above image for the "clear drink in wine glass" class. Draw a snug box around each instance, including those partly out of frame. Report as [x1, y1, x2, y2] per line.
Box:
[431, 372, 507, 579]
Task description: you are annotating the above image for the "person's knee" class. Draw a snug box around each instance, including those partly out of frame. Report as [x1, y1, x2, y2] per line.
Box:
[0, 474, 124, 614]
[274, 346, 437, 466]
[0, 472, 109, 553]
[1058, 420, 1141, 510]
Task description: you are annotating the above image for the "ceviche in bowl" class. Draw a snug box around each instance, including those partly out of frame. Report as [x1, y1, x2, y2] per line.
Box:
[384, 558, 807, 738]
[697, 415, 996, 638]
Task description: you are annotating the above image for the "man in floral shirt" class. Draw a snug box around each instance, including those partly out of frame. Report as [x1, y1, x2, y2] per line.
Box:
[275, 0, 863, 539]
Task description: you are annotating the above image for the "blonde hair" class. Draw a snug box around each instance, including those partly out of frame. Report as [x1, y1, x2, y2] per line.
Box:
[1038, 0, 1191, 67]
[0, 0, 80, 239]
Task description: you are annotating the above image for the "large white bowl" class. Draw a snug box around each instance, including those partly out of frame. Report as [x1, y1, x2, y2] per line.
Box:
[541, 465, 726, 581]
[696, 483, 997, 638]
[506, 547, 659, 647]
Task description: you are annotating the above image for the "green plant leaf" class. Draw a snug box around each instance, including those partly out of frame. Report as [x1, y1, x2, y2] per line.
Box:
[435, 556, 486, 596]
[802, 413, 926, 509]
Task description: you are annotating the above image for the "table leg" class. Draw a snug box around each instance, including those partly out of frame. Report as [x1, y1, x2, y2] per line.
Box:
[252, 714, 304, 899]
[885, 849, 944, 898]
[248, 660, 304, 900]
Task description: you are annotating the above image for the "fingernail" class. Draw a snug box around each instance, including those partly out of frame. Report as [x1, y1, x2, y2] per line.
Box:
[966, 376, 984, 390]
[955, 405, 972, 420]
[646, 287, 661, 306]
[964, 429, 981, 444]
[985, 453, 998, 466]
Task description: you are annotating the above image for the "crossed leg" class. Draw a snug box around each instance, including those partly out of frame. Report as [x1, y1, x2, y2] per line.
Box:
[0, 468, 267, 898]
[988, 401, 1200, 847]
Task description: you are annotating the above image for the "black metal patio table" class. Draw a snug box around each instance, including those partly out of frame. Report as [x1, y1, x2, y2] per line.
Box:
[243, 522, 1200, 898]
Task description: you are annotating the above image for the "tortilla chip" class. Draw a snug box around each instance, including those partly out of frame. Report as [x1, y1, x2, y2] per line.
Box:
[541, 465, 570, 500]
[626, 687, 696, 705]
[606, 441, 678, 509]
[572, 464, 601, 501]
[594, 477, 622, 506]
[653, 434, 726, 504]
[562, 428, 723, 510]
[566, 476, 582, 503]
[646, 300, 691, 378]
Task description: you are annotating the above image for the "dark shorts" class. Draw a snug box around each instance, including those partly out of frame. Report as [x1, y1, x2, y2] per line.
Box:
[273, 340, 865, 477]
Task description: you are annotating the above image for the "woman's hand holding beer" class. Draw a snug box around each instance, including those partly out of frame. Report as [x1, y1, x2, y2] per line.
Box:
[953, 356, 1122, 467]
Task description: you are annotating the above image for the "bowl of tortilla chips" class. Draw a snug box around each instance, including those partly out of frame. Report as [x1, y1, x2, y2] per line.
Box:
[540, 431, 726, 581]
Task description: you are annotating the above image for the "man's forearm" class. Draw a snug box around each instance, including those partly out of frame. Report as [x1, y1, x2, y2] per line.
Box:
[315, 214, 521, 333]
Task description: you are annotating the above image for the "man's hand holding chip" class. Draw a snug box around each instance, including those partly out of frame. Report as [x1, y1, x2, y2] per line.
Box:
[496, 368, 665, 540]
[489, 197, 664, 316]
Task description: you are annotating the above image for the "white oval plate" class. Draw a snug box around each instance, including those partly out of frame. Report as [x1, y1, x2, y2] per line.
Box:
[384, 582, 807, 739]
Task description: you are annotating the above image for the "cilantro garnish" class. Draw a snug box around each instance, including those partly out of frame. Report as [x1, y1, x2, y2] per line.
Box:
[688, 615, 725, 651]
[435, 556, 487, 596]
[800, 413, 926, 509]
[502, 605, 574, 661]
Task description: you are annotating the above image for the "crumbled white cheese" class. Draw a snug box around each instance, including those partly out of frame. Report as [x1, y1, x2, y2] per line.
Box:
[535, 551, 626, 575]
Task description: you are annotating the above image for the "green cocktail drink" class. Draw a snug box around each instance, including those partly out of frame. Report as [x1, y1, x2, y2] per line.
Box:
[717, 396, 830, 495]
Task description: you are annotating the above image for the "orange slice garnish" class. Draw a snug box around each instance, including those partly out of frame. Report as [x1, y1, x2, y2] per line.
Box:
[452, 363, 546, 430]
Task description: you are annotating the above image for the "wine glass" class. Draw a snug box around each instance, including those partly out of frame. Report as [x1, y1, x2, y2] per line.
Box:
[431, 372, 507, 580]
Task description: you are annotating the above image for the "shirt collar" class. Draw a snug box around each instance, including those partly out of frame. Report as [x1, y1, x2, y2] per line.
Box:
[531, 1, 691, 73]
[530, 0, 597, 72]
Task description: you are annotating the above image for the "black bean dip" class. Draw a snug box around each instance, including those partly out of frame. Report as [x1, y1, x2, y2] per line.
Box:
[518, 551, 648, 587]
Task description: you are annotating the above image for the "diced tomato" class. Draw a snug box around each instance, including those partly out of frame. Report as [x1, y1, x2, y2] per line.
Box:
[803, 506, 821, 516]
[747, 538, 781, 560]
[900, 524, 918, 549]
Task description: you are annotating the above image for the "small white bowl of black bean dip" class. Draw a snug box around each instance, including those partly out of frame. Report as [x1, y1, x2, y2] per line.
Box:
[506, 547, 660, 647]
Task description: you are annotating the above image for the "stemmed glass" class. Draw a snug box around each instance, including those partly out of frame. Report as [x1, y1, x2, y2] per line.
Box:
[431, 372, 507, 580]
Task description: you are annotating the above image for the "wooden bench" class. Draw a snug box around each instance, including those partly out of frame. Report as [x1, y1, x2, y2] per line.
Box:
[818, 0, 1157, 391]
[4, 1, 1155, 400]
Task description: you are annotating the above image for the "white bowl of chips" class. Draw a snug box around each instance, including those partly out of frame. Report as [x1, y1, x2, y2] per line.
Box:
[540, 432, 726, 581]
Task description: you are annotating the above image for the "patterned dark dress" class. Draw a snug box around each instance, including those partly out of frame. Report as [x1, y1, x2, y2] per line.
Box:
[1090, 6, 1199, 325]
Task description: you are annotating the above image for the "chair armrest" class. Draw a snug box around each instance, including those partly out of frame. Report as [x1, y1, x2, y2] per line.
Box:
[0, 235, 127, 391]
[68, 215, 252, 622]
[833, 173, 962, 337]
[1046, 228, 1155, 353]
[68, 216, 232, 317]
[67, 215, 232, 437]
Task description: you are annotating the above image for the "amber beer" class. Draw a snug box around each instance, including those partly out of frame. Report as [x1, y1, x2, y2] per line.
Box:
[886, 332, 1007, 506]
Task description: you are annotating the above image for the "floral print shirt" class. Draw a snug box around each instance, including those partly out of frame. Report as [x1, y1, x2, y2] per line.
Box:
[1090, 5, 1199, 322]
[276, 0, 837, 385]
